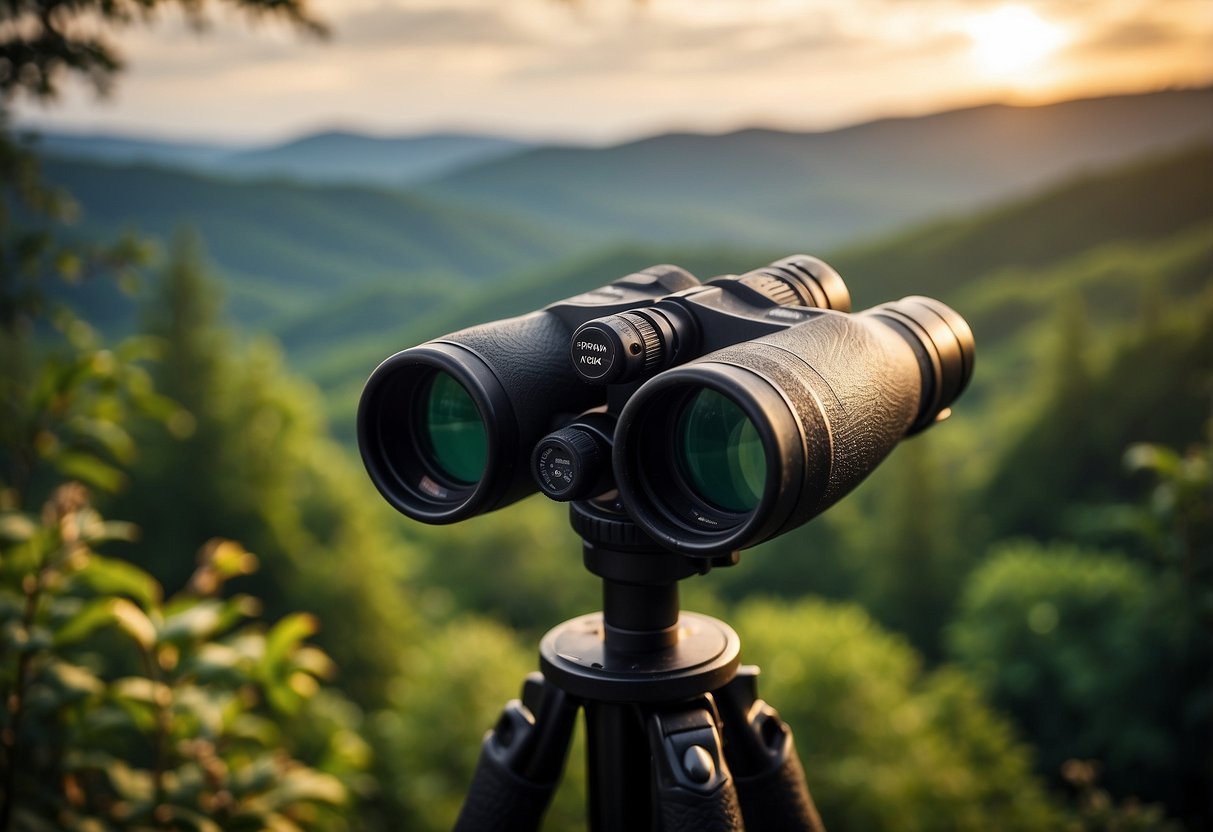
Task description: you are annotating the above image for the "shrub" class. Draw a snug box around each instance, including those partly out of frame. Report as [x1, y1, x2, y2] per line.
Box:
[0, 484, 369, 831]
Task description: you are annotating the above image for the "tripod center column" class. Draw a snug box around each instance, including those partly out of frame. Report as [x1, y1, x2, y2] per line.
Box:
[601, 579, 680, 652]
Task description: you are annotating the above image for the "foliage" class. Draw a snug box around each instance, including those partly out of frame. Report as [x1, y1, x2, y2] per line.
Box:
[1, 135, 378, 826]
[369, 616, 587, 832]
[733, 598, 1062, 831]
[947, 541, 1205, 825]
[0, 0, 324, 103]
[0, 484, 367, 831]
[404, 496, 597, 634]
[96, 233, 422, 709]
[1061, 761, 1182, 832]
[1119, 436, 1212, 610]
[1, 118, 167, 509]
[980, 290, 1213, 544]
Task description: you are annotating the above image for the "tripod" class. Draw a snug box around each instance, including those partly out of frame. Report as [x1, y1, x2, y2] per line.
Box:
[453, 503, 826, 832]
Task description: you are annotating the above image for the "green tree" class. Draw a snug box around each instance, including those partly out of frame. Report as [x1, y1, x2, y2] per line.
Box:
[947, 541, 1203, 823]
[370, 617, 588, 832]
[982, 292, 1095, 540]
[852, 433, 964, 659]
[103, 234, 419, 709]
[734, 597, 1062, 831]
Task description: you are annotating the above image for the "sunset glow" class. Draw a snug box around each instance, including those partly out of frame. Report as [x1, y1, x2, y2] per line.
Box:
[964, 6, 1067, 76]
[11, 0, 1213, 143]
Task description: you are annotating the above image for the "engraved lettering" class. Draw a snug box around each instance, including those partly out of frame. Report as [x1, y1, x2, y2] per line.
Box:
[576, 341, 608, 352]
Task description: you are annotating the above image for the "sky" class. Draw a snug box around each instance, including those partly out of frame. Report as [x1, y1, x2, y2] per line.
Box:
[13, 0, 1213, 145]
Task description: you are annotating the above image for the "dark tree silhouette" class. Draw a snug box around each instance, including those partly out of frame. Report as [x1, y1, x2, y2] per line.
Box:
[1, 0, 326, 102]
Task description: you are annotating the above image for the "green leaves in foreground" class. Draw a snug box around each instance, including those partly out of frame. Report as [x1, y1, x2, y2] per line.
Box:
[0, 485, 368, 832]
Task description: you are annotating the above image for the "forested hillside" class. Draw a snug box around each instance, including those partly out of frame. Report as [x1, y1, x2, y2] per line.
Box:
[37, 157, 593, 327]
[304, 143, 1213, 443]
[36, 88, 1213, 338]
[422, 87, 1213, 247]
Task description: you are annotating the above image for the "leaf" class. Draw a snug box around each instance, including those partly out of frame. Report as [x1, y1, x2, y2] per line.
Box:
[264, 613, 318, 672]
[228, 712, 281, 747]
[0, 513, 37, 542]
[73, 554, 162, 608]
[112, 676, 171, 708]
[98, 520, 140, 543]
[114, 598, 157, 650]
[1124, 443, 1179, 477]
[55, 598, 124, 647]
[53, 451, 127, 493]
[43, 659, 105, 699]
[107, 765, 157, 804]
[190, 642, 247, 677]
[67, 416, 136, 463]
[158, 599, 226, 644]
[207, 539, 259, 580]
[290, 645, 336, 680]
[262, 768, 347, 809]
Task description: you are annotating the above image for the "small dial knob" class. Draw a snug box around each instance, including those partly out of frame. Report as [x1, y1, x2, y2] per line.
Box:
[532, 425, 610, 501]
[572, 310, 673, 385]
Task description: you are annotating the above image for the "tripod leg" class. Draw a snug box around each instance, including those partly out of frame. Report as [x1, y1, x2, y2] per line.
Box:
[454, 672, 579, 832]
[584, 701, 654, 832]
[715, 666, 825, 832]
[648, 696, 745, 832]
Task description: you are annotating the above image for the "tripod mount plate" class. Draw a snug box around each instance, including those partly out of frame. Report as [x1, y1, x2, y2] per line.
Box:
[539, 611, 740, 703]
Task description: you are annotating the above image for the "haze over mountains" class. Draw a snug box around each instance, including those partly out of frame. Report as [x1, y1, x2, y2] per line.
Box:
[34, 85, 1213, 438]
[34, 129, 535, 185]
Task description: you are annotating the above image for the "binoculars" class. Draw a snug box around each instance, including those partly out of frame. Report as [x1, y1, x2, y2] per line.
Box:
[357, 256, 974, 555]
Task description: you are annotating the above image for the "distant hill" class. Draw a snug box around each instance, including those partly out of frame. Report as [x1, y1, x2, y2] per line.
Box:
[310, 142, 1213, 439]
[421, 87, 1213, 250]
[220, 131, 531, 184]
[41, 158, 590, 327]
[31, 131, 233, 168]
[827, 141, 1213, 307]
[30, 129, 533, 185]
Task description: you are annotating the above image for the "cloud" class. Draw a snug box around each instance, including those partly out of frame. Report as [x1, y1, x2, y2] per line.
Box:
[13, 0, 1212, 143]
[335, 4, 537, 48]
[1074, 19, 1185, 53]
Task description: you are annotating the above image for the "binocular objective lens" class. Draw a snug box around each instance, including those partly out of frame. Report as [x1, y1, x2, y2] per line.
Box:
[421, 371, 487, 485]
[676, 389, 767, 512]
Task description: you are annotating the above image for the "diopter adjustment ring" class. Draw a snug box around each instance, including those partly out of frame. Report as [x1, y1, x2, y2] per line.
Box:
[770, 255, 852, 312]
[738, 271, 802, 307]
[618, 311, 663, 372]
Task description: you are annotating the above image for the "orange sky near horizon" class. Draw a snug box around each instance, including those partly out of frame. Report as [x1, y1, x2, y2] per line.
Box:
[13, 0, 1213, 143]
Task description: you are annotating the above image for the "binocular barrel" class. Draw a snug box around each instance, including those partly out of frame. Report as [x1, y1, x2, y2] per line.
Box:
[613, 297, 974, 554]
[356, 265, 701, 523]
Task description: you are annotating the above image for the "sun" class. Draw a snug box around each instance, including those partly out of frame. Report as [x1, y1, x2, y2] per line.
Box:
[964, 5, 1067, 76]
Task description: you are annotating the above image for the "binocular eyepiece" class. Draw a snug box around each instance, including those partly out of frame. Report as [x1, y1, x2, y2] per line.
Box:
[357, 256, 974, 555]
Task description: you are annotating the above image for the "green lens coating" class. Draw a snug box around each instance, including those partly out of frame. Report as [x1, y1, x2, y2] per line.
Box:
[422, 372, 487, 485]
[676, 389, 767, 512]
